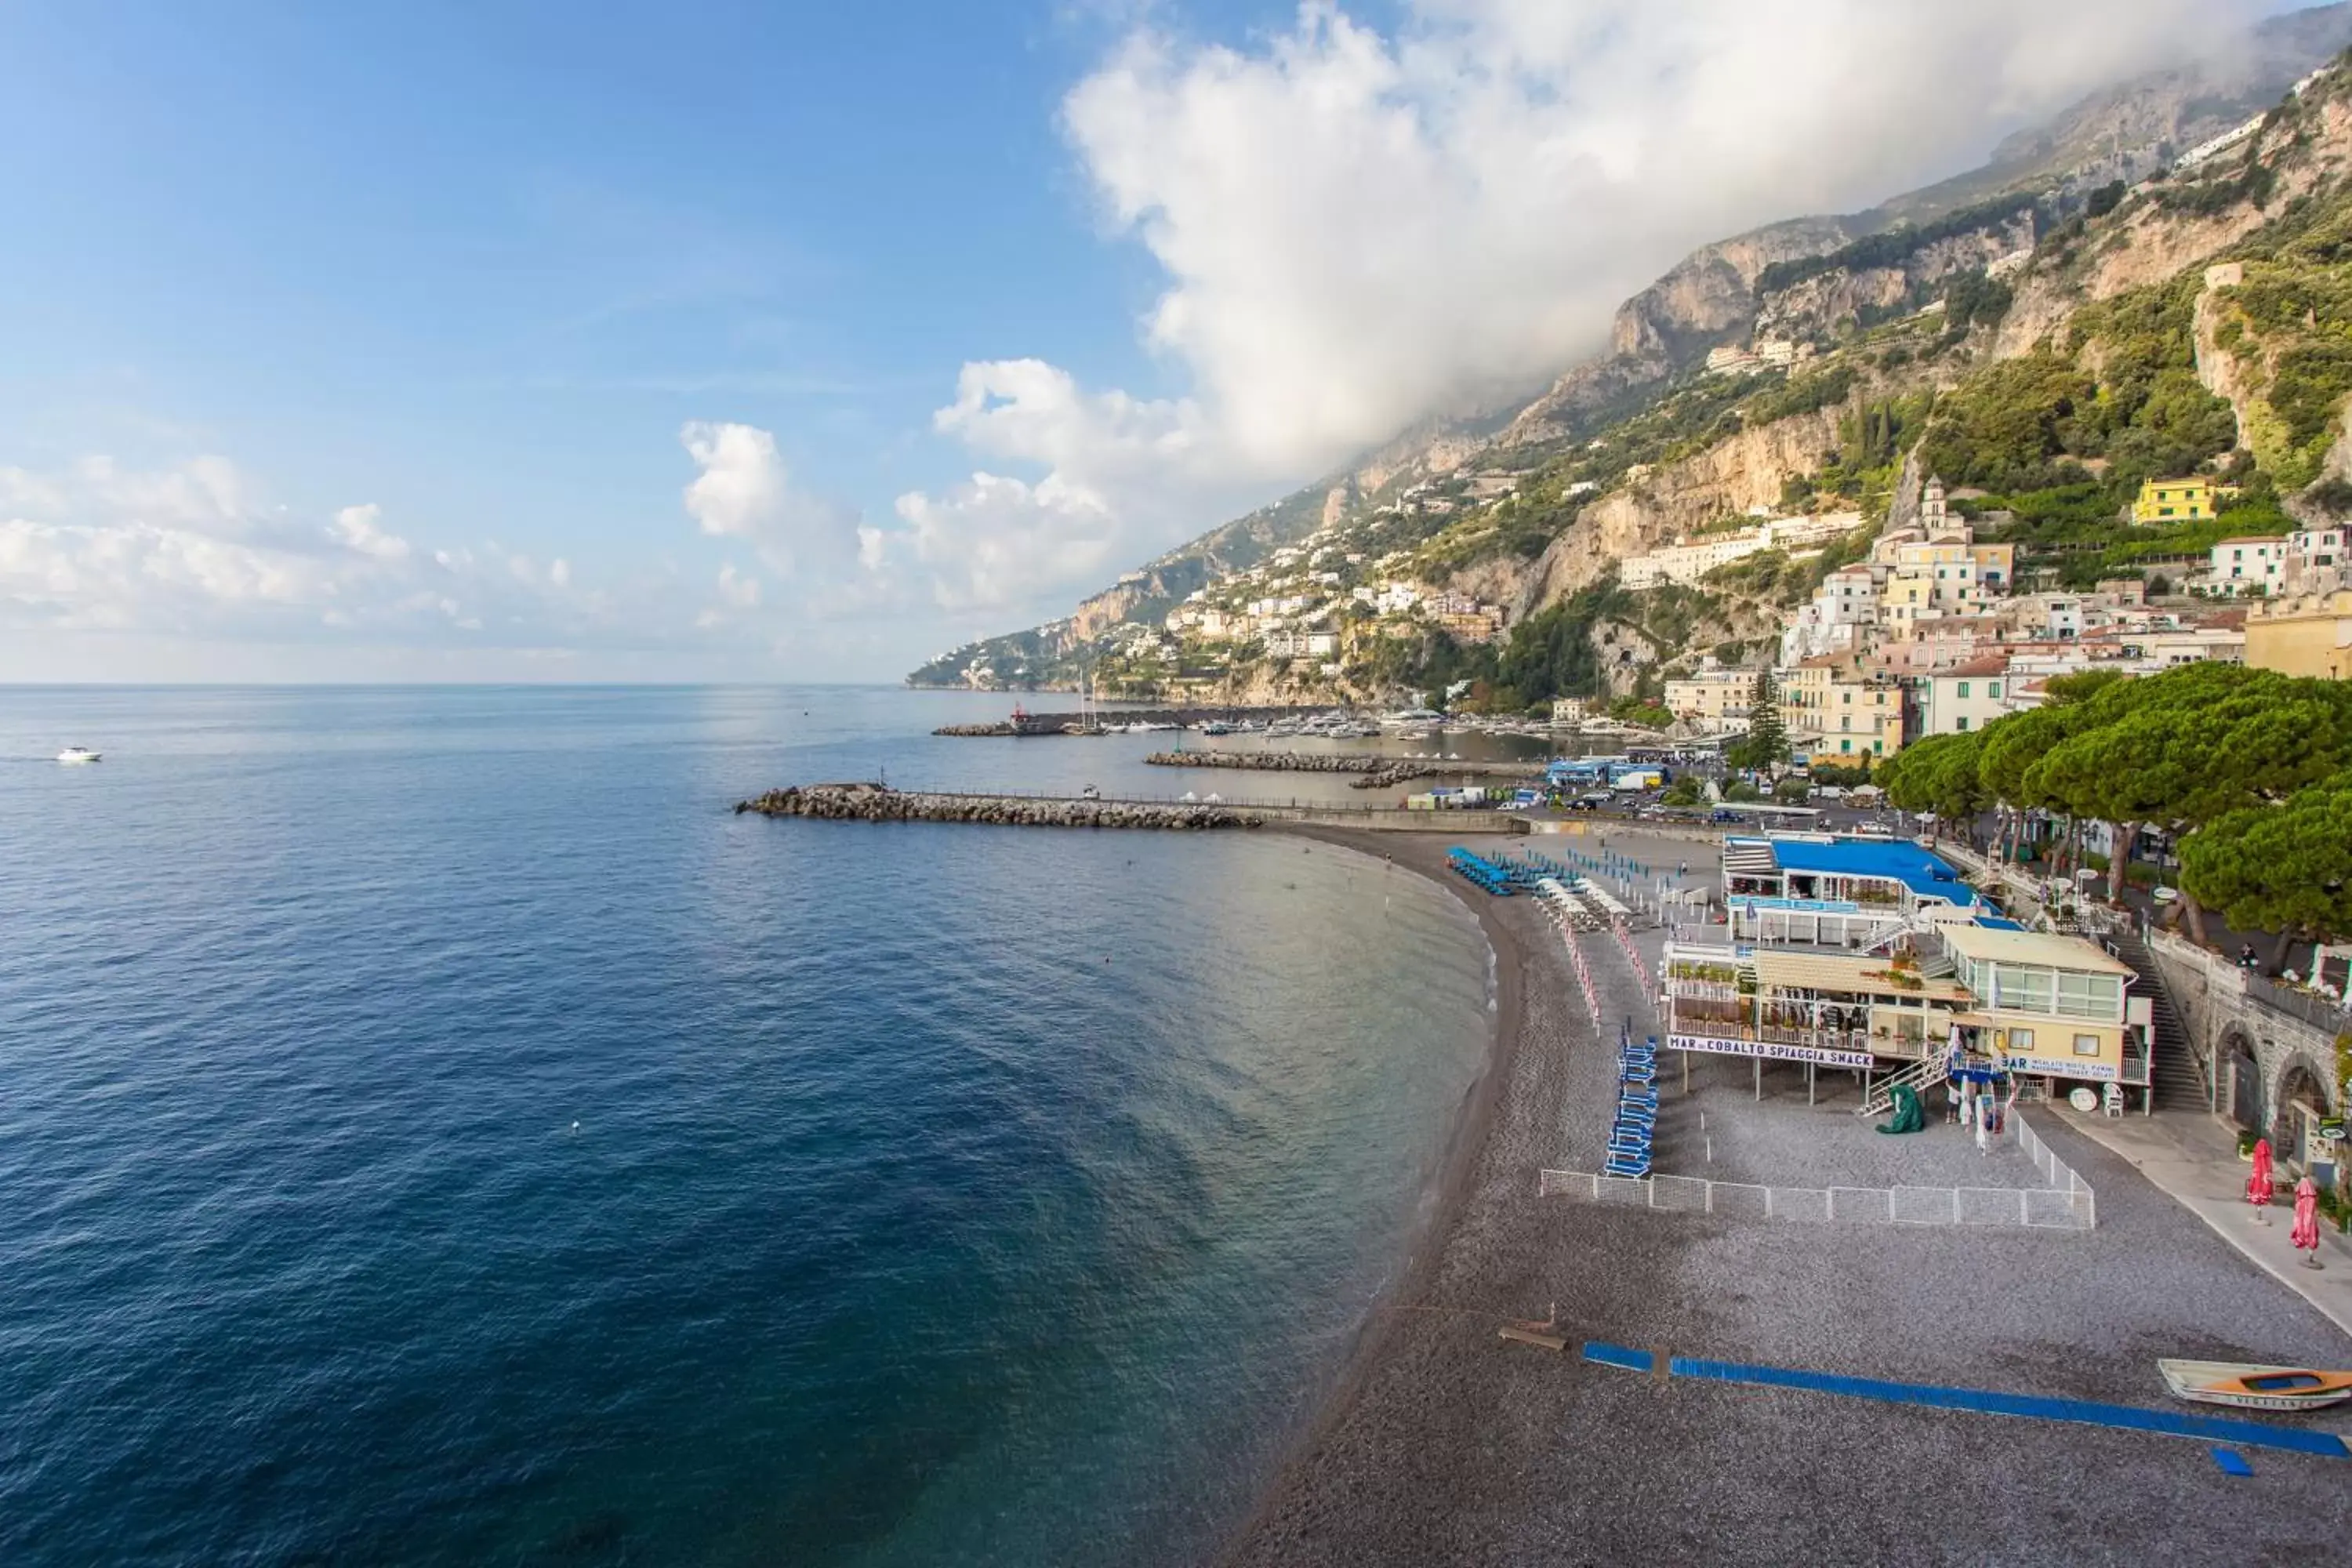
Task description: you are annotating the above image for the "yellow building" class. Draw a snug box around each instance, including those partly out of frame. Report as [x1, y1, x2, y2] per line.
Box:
[1664, 669, 1756, 722]
[1782, 658, 1905, 762]
[1936, 924, 2142, 1087]
[2134, 476, 2220, 524]
[2245, 589, 2352, 679]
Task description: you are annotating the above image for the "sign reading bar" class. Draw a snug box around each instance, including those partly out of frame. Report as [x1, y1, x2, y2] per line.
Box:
[1668, 1033, 1875, 1071]
[2002, 1053, 2118, 1083]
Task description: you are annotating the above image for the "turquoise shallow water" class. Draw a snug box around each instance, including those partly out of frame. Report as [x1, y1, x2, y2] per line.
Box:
[0, 687, 1490, 1566]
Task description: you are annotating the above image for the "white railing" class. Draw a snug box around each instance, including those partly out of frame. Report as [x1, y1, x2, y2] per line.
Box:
[1855, 1052, 1951, 1117]
[1540, 1114, 2094, 1229]
[2012, 1112, 2098, 1229]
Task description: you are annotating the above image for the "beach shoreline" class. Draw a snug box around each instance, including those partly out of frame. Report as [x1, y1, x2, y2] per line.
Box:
[1210, 826, 1562, 1564]
[1218, 827, 2352, 1566]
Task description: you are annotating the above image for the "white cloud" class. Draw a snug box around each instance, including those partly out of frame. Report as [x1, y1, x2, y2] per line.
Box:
[895, 0, 2262, 615]
[716, 561, 762, 608]
[681, 420, 788, 539]
[332, 503, 412, 561]
[678, 419, 868, 580]
[890, 470, 1120, 612]
[0, 452, 700, 655]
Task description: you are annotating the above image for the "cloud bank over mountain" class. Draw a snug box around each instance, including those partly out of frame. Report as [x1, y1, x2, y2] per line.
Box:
[2, 0, 2281, 675]
[881, 0, 2260, 622]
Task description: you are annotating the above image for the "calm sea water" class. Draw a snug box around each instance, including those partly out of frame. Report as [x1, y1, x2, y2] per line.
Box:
[0, 688, 1490, 1566]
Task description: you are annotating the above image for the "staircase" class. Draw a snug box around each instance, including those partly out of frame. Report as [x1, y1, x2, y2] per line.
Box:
[2105, 930, 2208, 1113]
[1856, 1052, 1951, 1117]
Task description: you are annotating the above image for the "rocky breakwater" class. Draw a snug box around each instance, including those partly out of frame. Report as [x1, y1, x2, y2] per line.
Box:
[1145, 749, 1529, 791]
[735, 782, 1265, 831]
[933, 722, 1017, 737]
[1144, 750, 1384, 775]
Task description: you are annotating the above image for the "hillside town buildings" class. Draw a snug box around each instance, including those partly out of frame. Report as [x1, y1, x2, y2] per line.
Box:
[2135, 476, 2223, 524]
[2247, 589, 2352, 680]
[1620, 512, 1863, 590]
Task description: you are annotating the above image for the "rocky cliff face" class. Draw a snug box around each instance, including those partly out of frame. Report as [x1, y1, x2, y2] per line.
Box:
[1542, 406, 1849, 601]
[911, 9, 2352, 691]
[1755, 216, 2039, 341]
[1496, 216, 1856, 449]
[1998, 76, 2352, 361]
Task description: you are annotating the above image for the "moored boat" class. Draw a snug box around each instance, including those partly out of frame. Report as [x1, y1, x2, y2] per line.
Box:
[2157, 1359, 2352, 1411]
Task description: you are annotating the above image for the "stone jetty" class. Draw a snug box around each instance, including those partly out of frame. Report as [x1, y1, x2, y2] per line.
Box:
[1145, 748, 1542, 791]
[1144, 750, 1384, 775]
[1142, 749, 1441, 791]
[735, 782, 1264, 830]
[931, 705, 1305, 737]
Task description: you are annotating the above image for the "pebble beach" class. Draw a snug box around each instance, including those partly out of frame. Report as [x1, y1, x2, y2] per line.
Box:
[1231, 829, 2352, 1566]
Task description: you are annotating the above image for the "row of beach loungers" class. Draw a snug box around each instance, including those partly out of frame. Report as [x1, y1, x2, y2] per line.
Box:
[1606, 1025, 1659, 1179]
[1447, 848, 1580, 898]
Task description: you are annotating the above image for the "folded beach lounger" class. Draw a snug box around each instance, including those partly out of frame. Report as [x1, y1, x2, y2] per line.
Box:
[1604, 1156, 1650, 1178]
[1607, 1134, 1652, 1154]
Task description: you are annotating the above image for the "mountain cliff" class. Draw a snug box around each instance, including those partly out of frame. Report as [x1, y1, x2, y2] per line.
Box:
[909, 5, 2352, 692]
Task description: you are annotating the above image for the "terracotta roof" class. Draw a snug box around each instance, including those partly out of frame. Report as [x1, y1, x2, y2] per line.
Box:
[1938, 655, 2010, 678]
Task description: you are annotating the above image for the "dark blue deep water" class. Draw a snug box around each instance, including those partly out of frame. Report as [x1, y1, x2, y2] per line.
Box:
[0, 688, 1490, 1566]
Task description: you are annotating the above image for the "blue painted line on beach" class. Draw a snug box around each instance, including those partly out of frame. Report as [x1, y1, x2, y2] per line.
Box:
[1577, 1342, 2350, 1461]
[1581, 1342, 1653, 1374]
[2212, 1447, 2255, 1475]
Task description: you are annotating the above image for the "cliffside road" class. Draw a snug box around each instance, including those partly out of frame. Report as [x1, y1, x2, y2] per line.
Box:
[1145, 750, 1544, 790]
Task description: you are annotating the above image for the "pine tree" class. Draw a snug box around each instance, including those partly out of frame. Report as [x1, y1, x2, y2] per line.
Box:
[1733, 669, 1788, 775]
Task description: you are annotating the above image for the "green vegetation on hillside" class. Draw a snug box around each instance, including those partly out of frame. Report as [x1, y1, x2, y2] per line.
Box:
[2211, 191, 2352, 486]
[1877, 665, 2352, 952]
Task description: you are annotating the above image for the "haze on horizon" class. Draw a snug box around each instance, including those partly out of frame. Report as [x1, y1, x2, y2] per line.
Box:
[0, 0, 2300, 683]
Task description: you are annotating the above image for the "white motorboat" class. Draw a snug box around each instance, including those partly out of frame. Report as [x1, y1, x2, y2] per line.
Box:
[56, 747, 102, 764]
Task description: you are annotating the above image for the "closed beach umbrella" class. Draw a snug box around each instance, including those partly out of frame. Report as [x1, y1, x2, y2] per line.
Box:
[2247, 1138, 2274, 1220]
[2290, 1176, 2321, 1266]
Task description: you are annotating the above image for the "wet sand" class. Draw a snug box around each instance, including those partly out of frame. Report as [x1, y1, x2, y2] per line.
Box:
[1232, 829, 2351, 1566]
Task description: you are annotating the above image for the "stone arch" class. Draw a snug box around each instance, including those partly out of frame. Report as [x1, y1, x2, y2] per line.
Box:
[2220, 1023, 2263, 1130]
[2272, 1053, 2337, 1171]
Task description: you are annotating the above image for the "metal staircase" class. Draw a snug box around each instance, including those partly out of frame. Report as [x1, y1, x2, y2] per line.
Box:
[1856, 1052, 1950, 1117]
[2104, 930, 2209, 1113]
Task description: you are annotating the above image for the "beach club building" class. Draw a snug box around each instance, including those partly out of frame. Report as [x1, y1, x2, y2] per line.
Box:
[1666, 837, 2155, 1105]
[1719, 834, 1982, 946]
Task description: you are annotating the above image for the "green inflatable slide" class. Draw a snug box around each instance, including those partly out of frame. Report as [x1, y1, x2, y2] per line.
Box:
[1875, 1083, 1925, 1135]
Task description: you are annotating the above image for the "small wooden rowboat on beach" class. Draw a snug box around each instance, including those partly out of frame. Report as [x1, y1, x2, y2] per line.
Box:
[2158, 1359, 2352, 1411]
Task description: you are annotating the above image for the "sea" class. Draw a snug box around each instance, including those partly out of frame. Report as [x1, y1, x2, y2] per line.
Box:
[0, 686, 1496, 1567]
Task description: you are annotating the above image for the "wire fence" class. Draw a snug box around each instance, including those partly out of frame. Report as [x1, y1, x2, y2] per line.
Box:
[1538, 1114, 2094, 1231]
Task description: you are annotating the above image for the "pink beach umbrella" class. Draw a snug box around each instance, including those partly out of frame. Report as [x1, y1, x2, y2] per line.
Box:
[2291, 1176, 2323, 1268]
[2247, 1138, 2274, 1224]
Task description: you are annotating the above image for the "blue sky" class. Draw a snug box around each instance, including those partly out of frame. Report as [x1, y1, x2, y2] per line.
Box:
[0, 0, 2287, 681]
